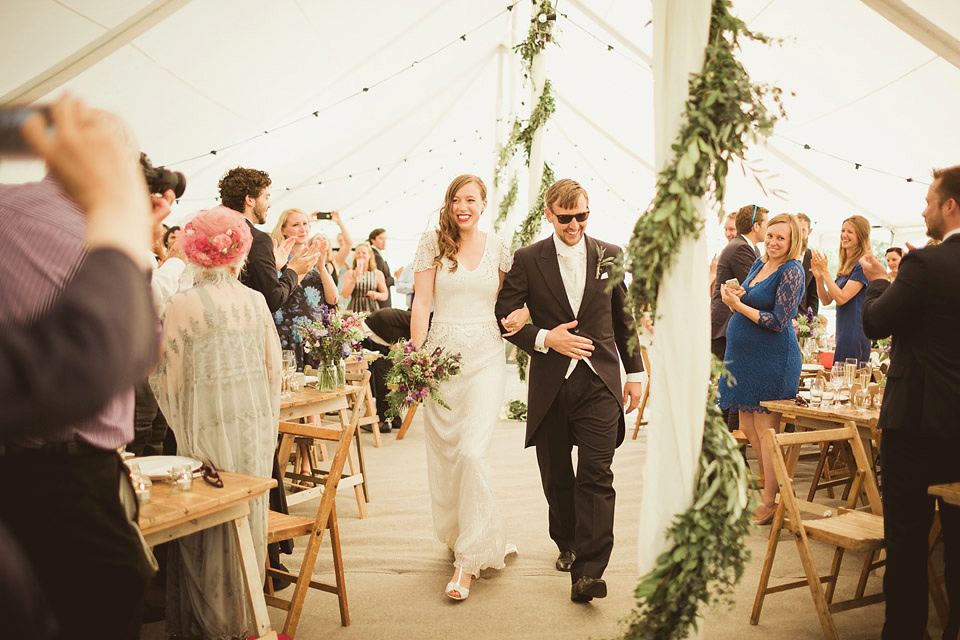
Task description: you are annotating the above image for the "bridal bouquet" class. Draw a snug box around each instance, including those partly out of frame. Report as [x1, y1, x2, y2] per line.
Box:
[384, 340, 462, 420]
[294, 307, 367, 365]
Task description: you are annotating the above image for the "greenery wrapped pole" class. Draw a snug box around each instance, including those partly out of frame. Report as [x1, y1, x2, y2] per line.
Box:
[614, 1, 784, 638]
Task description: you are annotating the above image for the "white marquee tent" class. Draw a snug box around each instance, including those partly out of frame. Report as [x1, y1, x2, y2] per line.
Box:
[3, 0, 960, 263]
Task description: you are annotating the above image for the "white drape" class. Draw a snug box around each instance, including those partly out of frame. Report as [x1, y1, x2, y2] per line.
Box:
[636, 2, 712, 637]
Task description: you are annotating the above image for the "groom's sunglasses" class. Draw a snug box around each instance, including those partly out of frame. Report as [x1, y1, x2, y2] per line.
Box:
[552, 210, 590, 224]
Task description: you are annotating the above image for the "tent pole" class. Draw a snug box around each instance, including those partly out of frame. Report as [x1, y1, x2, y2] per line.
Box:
[526, 0, 550, 211]
[1, 0, 193, 104]
[861, 0, 960, 71]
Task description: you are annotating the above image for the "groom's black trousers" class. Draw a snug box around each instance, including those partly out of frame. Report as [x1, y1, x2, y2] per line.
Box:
[534, 360, 621, 583]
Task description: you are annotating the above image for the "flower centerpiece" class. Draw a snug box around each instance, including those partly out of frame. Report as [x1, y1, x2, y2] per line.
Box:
[795, 306, 822, 340]
[295, 307, 367, 391]
[383, 340, 462, 420]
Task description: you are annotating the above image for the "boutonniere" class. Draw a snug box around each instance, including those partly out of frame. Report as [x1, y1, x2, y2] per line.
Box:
[595, 245, 617, 279]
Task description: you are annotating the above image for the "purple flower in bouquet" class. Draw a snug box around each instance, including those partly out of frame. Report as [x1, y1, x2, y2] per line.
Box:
[384, 340, 463, 420]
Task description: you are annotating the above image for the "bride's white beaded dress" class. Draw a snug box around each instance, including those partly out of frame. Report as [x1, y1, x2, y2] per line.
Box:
[414, 230, 515, 577]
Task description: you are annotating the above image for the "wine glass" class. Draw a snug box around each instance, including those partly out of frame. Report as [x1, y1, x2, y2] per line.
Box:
[859, 366, 872, 391]
[844, 358, 857, 389]
[852, 387, 869, 412]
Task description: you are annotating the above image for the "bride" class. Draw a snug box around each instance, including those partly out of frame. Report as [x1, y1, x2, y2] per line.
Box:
[410, 174, 524, 600]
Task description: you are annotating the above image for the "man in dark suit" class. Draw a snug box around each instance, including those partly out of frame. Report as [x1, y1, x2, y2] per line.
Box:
[362, 308, 412, 431]
[796, 212, 819, 318]
[495, 179, 645, 603]
[218, 167, 316, 312]
[710, 204, 767, 429]
[861, 165, 960, 640]
[369, 228, 395, 309]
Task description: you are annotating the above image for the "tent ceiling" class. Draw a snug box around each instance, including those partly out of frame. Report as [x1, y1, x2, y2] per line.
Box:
[1, 0, 957, 260]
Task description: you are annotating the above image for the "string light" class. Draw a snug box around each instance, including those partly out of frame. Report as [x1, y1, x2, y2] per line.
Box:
[162, 2, 521, 168]
[775, 134, 927, 185]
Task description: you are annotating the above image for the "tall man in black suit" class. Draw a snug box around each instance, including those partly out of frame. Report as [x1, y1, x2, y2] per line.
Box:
[369, 228, 395, 309]
[710, 204, 767, 429]
[796, 212, 819, 317]
[861, 165, 960, 640]
[219, 167, 316, 312]
[495, 179, 645, 603]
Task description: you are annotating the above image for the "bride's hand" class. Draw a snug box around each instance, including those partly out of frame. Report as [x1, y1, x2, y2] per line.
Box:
[500, 306, 529, 336]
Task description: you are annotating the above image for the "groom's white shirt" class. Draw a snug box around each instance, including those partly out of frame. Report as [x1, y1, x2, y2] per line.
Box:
[534, 234, 646, 384]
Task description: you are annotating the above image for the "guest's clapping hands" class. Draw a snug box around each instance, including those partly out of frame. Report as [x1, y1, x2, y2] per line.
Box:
[544, 320, 594, 359]
[859, 252, 888, 281]
[309, 235, 328, 257]
[274, 236, 297, 269]
[499, 306, 529, 337]
[810, 250, 830, 278]
[288, 243, 322, 276]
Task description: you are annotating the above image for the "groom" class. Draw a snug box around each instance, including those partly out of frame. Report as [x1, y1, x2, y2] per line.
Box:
[495, 178, 645, 602]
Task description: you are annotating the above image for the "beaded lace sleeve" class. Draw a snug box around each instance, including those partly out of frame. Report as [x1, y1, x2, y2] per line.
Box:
[413, 230, 439, 273]
[758, 262, 804, 332]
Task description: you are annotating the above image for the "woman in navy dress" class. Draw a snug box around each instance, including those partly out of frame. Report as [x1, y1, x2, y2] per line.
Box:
[811, 215, 871, 365]
[719, 213, 805, 525]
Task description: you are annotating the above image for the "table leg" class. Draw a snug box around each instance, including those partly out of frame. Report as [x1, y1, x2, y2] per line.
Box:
[231, 512, 278, 640]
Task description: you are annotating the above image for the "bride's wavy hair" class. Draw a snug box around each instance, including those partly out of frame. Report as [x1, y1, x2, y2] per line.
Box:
[434, 174, 487, 273]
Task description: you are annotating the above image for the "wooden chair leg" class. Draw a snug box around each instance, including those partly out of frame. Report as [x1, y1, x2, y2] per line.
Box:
[328, 504, 349, 627]
[364, 382, 381, 448]
[396, 401, 419, 440]
[281, 510, 330, 638]
[928, 513, 949, 627]
[794, 526, 841, 640]
[750, 503, 786, 625]
[824, 547, 845, 604]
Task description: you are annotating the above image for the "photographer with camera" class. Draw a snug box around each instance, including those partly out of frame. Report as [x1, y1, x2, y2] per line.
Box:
[0, 94, 163, 639]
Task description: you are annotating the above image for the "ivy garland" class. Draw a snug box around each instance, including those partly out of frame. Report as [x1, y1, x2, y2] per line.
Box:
[614, 1, 783, 638]
[494, 175, 519, 232]
[614, 0, 783, 322]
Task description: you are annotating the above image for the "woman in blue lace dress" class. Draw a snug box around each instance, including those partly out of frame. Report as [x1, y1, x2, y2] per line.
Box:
[718, 213, 805, 525]
[811, 215, 871, 365]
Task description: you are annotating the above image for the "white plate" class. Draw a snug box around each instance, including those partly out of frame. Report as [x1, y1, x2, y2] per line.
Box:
[303, 375, 318, 384]
[126, 455, 202, 480]
[801, 364, 823, 372]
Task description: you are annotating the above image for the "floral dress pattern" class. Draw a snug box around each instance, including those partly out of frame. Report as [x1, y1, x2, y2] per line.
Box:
[273, 266, 336, 370]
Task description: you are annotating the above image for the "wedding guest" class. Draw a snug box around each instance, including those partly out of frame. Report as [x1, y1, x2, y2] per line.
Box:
[796, 213, 819, 317]
[710, 204, 767, 431]
[270, 208, 339, 369]
[150, 206, 281, 639]
[411, 174, 523, 600]
[723, 211, 737, 242]
[0, 94, 158, 640]
[860, 165, 960, 639]
[342, 243, 388, 314]
[718, 213, 804, 525]
[162, 225, 180, 251]
[884, 246, 903, 280]
[369, 227, 395, 308]
[811, 215, 871, 364]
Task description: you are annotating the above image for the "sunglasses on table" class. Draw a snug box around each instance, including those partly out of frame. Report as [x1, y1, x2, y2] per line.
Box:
[199, 463, 223, 488]
[552, 210, 590, 224]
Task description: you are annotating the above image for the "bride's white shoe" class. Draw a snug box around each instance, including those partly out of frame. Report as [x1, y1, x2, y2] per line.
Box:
[445, 567, 473, 601]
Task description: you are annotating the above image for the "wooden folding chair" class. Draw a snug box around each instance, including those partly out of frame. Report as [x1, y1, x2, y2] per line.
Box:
[395, 399, 419, 440]
[265, 382, 366, 636]
[751, 422, 885, 640]
[630, 347, 651, 439]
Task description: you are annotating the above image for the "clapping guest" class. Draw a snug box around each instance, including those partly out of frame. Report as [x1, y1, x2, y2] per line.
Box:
[368, 227, 395, 308]
[718, 213, 805, 525]
[341, 243, 388, 313]
[150, 207, 281, 640]
[884, 246, 903, 280]
[811, 215, 871, 365]
[270, 209, 339, 369]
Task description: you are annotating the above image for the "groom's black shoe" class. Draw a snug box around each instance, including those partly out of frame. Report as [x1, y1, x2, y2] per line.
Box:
[571, 576, 607, 603]
[555, 550, 575, 572]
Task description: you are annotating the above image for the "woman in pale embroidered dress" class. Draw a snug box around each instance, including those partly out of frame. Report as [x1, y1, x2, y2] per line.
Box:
[411, 174, 525, 600]
[150, 206, 281, 639]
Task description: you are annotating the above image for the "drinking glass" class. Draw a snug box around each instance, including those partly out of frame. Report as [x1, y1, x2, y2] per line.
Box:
[852, 388, 868, 412]
[281, 350, 296, 398]
[844, 358, 857, 389]
[859, 367, 872, 391]
[810, 378, 824, 408]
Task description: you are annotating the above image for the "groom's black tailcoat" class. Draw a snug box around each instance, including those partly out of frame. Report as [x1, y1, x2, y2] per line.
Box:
[495, 234, 644, 582]
[861, 234, 960, 639]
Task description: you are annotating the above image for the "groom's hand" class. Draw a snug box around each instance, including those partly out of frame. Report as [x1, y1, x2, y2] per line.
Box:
[623, 381, 643, 413]
[544, 320, 594, 359]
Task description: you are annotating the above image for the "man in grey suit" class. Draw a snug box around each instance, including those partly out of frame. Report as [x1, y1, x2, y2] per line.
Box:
[710, 204, 767, 429]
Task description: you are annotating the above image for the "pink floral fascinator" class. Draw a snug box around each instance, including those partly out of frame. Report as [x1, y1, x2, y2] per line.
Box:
[179, 206, 253, 268]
